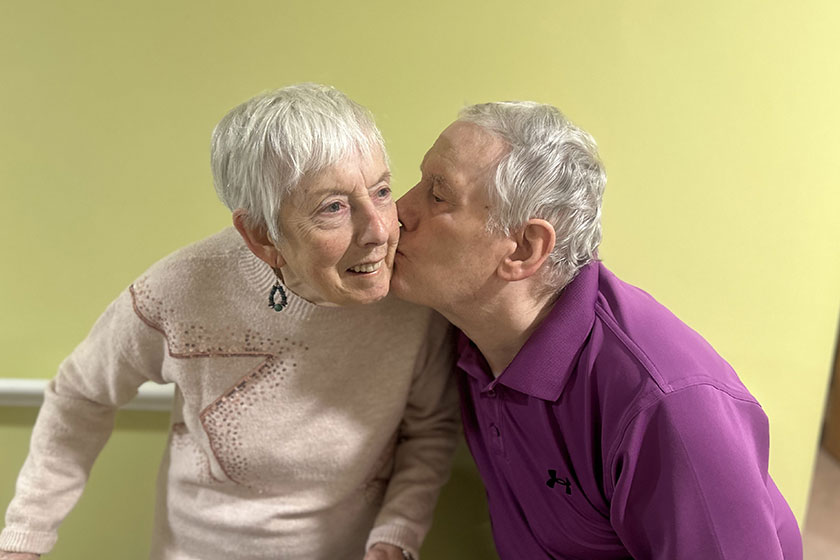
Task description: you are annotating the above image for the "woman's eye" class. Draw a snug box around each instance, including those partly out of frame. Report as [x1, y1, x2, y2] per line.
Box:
[323, 201, 342, 213]
[376, 187, 391, 198]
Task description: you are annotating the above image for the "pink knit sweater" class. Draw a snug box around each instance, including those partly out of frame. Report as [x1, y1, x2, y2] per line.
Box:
[0, 228, 459, 559]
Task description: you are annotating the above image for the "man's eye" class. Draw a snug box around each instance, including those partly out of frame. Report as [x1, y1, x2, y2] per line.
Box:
[429, 177, 445, 203]
[376, 187, 391, 198]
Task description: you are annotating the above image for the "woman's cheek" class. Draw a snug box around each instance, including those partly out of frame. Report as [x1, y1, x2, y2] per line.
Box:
[315, 237, 351, 268]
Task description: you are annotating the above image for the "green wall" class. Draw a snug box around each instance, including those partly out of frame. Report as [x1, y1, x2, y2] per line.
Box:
[2, 1, 839, 557]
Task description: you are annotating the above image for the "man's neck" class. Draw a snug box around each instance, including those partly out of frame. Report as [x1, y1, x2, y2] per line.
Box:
[444, 283, 558, 377]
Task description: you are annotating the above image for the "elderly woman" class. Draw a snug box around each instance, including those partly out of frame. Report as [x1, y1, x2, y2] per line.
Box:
[0, 84, 457, 560]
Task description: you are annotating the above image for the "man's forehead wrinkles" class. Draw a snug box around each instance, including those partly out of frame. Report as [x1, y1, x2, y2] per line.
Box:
[434, 157, 467, 190]
[432, 175, 457, 198]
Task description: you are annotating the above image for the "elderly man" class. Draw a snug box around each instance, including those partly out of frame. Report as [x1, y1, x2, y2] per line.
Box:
[390, 102, 802, 559]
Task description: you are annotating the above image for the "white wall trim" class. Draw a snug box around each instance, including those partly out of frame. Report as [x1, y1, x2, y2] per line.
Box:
[0, 379, 174, 411]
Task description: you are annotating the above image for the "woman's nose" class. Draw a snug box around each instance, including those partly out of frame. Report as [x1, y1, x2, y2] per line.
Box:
[357, 202, 391, 246]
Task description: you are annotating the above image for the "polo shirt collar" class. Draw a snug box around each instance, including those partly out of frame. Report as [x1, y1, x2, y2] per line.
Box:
[457, 261, 600, 401]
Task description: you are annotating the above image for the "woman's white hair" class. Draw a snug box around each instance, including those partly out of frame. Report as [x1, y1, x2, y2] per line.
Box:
[458, 101, 606, 293]
[211, 83, 386, 244]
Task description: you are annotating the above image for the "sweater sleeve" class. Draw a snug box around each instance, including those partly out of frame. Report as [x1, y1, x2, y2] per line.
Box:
[0, 287, 168, 555]
[365, 315, 460, 559]
[608, 384, 802, 560]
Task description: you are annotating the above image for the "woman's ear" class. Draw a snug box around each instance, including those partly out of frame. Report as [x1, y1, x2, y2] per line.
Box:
[232, 209, 286, 268]
[497, 219, 556, 282]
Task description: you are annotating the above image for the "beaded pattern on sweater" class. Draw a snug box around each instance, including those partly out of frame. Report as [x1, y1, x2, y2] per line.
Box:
[200, 356, 301, 486]
[170, 423, 217, 484]
[130, 277, 311, 357]
[130, 276, 310, 489]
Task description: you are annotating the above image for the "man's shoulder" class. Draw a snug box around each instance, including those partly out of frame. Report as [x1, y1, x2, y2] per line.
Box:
[590, 263, 753, 399]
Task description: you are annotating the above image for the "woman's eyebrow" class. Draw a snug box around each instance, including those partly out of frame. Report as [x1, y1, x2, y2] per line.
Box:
[308, 171, 393, 201]
[308, 186, 353, 200]
[369, 171, 391, 187]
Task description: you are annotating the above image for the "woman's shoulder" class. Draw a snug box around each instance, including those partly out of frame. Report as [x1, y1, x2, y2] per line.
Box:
[129, 227, 251, 316]
[134, 228, 241, 281]
[146, 227, 241, 270]
[367, 295, 450, 332]
[369, 297, 455, 357]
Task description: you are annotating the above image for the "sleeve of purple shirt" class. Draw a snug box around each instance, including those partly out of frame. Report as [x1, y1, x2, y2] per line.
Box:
[608, 384, 802, 560]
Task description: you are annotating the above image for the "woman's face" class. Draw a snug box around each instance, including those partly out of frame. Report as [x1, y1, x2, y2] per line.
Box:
[276, 148, 398, 306]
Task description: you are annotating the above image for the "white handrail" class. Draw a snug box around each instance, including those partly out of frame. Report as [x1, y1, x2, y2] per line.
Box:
[0, 379, 174, 411]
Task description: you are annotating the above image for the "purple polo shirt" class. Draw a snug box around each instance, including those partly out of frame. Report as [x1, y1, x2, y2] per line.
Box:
[457, 262, 802, 559]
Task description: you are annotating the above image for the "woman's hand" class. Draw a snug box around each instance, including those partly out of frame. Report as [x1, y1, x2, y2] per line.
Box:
[363, 542, 405, 560]
[0, 552, 39, 560]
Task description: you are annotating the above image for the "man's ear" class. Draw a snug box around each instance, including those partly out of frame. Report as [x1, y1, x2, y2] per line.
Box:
[232, 209, 286, 268]
[497, 219, 556, 282]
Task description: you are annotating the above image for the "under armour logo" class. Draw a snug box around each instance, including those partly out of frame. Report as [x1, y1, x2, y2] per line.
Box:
[546, 470, 572, 495]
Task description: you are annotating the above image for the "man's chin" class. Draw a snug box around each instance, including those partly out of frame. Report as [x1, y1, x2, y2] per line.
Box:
[389, 271, 422, 305]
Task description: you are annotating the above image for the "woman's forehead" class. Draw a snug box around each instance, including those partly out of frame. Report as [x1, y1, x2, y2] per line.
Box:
[295, 155, 390, 201]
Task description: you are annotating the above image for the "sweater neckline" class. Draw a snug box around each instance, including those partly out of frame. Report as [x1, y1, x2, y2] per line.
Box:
[237, 243, 366, 322]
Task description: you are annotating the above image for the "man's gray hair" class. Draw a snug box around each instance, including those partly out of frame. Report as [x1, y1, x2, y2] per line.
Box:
[211, 83, 386, 244]
[458, 101, 606, 292]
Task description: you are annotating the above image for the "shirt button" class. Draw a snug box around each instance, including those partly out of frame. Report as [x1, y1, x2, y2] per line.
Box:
[489, 424, 501, 437]
[487, 389, 496, 398]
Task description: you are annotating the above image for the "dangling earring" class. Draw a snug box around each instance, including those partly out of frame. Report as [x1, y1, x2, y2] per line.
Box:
[269, 268, 287, 312]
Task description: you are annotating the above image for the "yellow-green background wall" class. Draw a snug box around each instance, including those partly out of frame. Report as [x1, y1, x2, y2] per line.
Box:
[2, 1, 838, 557]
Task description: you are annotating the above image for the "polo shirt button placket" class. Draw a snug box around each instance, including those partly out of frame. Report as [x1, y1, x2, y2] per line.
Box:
[483, 384, 505, 456]
[488, 422, 504, 455]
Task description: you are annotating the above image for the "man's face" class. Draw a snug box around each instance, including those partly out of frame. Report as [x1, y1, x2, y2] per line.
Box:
[391, 121, 512, 314]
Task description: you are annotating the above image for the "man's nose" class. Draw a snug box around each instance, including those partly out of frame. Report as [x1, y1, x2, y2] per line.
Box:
[396, 184, 420, 231]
